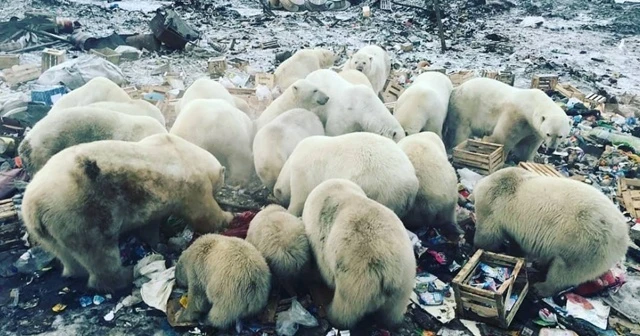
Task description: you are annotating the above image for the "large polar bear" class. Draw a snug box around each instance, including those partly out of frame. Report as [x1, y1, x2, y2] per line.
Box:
[274, 132, 419, 217]
[274, 48, 336, 91]
[443, 78, 571, 161]
[21, 134, 233, 292]
[85, 100, 167, 127]
[175, 234, 271, 328]
[398, 132, 462, 240]
[302, 178, 416, 329]
[255, 79, 329, 129]
[473, 167, 631, 297]
[305, 70, 405, 141]
[18, 107, 167, 176]
[339, 69, 373, 89]
[170, 99, 256, 186]
[176, 77, 251, 116]
[49, 77, 131, 113]
[246, 204, 311, 281]
[253, 108, 324, 191]
[342, 45, 391, 96]
[394, 72, 454, 138]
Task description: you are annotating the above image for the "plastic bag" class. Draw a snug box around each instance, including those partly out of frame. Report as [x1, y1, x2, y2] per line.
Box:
[37, 55, 126, 90]
[276, 298, 319, 336]
[457, 168, 484, 193]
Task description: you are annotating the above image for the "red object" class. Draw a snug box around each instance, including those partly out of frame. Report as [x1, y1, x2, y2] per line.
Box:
[220, 210, 258, 239]
[574, 269, 624, 296]
[14, 156, 22, 168]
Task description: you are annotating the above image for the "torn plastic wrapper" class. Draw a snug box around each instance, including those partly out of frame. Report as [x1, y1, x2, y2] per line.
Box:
[410, 276, 456, 324]
[275, 298, 319, 336]
[140, 266, 175, 313]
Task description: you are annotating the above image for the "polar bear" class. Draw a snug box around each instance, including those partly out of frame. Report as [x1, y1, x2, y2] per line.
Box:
[256, 79, 329, 129]
[275, 48, 336, 91]
[21, 134, 233, 292]
[253, 108, 324, 191]
[306, 69, 353, 99]
[342, 45, 391, 95]
[443, 78, 571, 161]
[246, 204, 310, 281]
[175, 234, 271, 328]
[49, 77, 131, 113]
[339, 69, 373, 89]
[473, 167, 631, 297]
[18, 107, 167, 176]
[273, 132, 419, 217]
[398, 132, 461, 240]
[302, 178, 416, 329]
[176, 77, 237, 115]
[86, 100, 167, 127]
[170, 99, 256, 186]
[394, 72, 453, 138]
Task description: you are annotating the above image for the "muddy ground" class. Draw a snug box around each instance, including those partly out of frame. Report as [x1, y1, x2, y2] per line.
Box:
[0, 0, 639, 335]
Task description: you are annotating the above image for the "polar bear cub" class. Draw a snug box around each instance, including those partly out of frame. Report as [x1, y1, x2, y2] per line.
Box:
[253, 108, 324, 191]
[49, 77, 132, 113]
[394, 72, 453, 137]
[246, 204, 311, 281]
[302, 178, 416, 329]
[256, 79, 329, 129]
[175, 234, 271, 328]
[275, 48, 336, 91]
[343, 45, 391, 95]
[473, 167, 631, 297]
[444, 77, 571, 161]
[398, 132, 462, 240]
[274, 132, 419, 217]
[170, 98, 256, 186]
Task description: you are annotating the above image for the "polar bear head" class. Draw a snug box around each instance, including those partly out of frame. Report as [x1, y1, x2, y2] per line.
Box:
[290, 79, 330, 107]
[349, 52, 373, 74]
[538, 113, 572, 150]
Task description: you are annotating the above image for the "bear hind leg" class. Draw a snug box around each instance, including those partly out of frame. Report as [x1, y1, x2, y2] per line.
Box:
[177, 282, 210, 323]
[377, 291, 409, 328]
[73, 239, 132, 292]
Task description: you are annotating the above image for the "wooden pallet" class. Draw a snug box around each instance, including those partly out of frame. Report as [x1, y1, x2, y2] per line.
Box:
[585, 93, 606, 113]
[1, 64, 41, 88]
[452, 249, 529, 329]
[90, 48, 121, 65]
[41, 48, 66, 72]
[518, 162, 564, 178]
[618, 178, 640, 218]
[381, 79, 404, 103]
[0, 198, 22, 252]
[255, 72, 275, 89]
[0, 55, 19, 70]
[555, 83, 586, 101]
[530, 74, 558, 91]
[453, 139, 505, 175]
[384, 101, 396, 114]
[480, 70, 515, 86]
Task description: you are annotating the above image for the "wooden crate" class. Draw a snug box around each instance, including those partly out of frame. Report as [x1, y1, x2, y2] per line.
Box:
[481, 70, 515, 86]
[585, 93, 606, 113]
[518, 162, 564, 178]
[452, 249, 529, 329]
[0, 198, 22, 252]
[453, 139, 505, 175]
[618, 178, 640, 218]
[255, 72, 275, 89]
[1, 64, 41, 88]
[555, 83, 586, 101]
[381, 79, 404, 103]
[0, 55, 19, 70]
[208, 56, 227, 77]
[122, 86, 141, 99]
[449, 70, 476, 87]
[530, 74, 558, 91]
[384, 101, 396, 114]
[41, 48, 66, 72]
[156, 98, 180, 128]
[90, 48, 121, 65]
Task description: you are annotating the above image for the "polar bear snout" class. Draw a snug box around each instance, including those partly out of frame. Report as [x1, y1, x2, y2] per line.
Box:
[355, 65, 364, 72]
[317, 96, 329, 105]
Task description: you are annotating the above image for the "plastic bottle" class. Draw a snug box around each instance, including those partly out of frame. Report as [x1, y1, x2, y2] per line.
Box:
[13, 246, 55, 274]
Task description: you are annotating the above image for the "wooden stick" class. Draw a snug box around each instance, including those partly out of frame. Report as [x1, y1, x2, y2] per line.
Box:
[7, 40, 59, 54]
[432, 0, 446, 53]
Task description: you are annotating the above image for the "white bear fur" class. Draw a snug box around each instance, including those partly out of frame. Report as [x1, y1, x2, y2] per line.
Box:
[246, 204, 311, 281]
[253, 108, 324, 191]
[398, 132, 462, 239]
[302, 178, 416, 329]
[18, 107, 167, 175]
[256, 79, 330, 129]
[170, 98, 256, 186]
[86, 100, 167, 127]
[339, 69, 373, 89]
[49, 77, 131, 113]
[175, 234, 271, 328]
[444, 78, 571, 161]
[177, 77, 237, 115]
[275, 48, 336, 91]
[394, 72, 453, 138]
[473, 167, 631, 297]
[342, 45, 391, 95]
[274, 132, 419, 217]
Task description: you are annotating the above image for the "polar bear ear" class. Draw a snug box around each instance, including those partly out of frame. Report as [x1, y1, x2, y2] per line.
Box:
[368, 56, 373, 61]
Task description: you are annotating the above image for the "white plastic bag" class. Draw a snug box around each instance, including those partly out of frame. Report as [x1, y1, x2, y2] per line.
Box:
[37, 55, 126, 90]
[276, 298, 319, 336]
